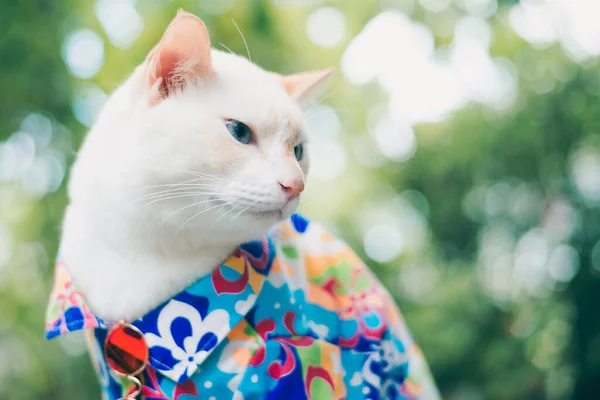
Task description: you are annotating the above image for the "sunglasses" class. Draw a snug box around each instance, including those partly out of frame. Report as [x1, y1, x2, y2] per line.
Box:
[104, 321, 149, 400]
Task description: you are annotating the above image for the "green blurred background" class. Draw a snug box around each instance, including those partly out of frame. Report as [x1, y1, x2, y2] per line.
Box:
[1, 0, 600, 399]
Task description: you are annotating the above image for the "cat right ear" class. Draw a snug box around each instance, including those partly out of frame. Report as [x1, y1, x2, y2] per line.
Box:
[271, 69, 333, 105]
[143, 10, 214, 105]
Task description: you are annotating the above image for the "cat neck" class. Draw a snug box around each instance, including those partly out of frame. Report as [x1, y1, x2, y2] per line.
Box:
[60, 202, 239, 322]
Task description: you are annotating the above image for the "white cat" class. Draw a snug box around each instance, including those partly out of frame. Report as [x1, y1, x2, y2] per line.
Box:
[48, 11, 439, 399]
[61, 10, 330, 322]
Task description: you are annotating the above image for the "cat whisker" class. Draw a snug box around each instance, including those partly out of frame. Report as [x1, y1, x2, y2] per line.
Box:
[139, 192, 226, 209]
[304, 89, 341, 116]
[302, 108, 350, 123]
[230, 200, 258, 224]
[177, 201, 235, 234]
[142, 167, 235, 184]
[218, 43, 235, 55]
[136, 184, 224, 202]
[134, 177, 213, 194]
[135, 188, 220, 203]
[166, 196, 232, 218]
[231, 18, 252, 62]
[142, 167, 206, 178]
[136, 173, 241, 201]
[183, 171, 241, 185]
[135, 184, 219, 201]
[207, 202, 239, 232]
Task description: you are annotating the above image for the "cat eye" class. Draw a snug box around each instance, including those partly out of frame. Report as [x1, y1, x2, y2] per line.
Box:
[225, 119, 253, 144]
[294, 143, 304, 161]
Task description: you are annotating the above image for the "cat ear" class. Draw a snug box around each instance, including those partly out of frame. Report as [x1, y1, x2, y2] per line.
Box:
[144, 10, 214, 105]
[273, 69, 333, 102]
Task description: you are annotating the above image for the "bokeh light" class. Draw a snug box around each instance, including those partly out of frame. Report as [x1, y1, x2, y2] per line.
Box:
[306, 7, 347, 47]
[0, 222, 13, 270]
[199, 0, 235, 15]
[418, 0, 451, 13]
[95, 0, 144, 49]
[570, 147, 600, 205]
[3, 0, 600, 398]
[458, 0, 497, 17]
[72, 84, 108, 127]
[509, 0, 600, 62]
[61, 29, 105, 79]
[371, 116, 417, 161]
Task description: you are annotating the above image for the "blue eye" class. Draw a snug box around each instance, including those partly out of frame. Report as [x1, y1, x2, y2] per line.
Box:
[294, 143, 304, 161]
[225, 119, 253, 144]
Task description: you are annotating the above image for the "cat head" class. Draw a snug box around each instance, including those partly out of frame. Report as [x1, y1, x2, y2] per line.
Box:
[70, 11, 331, 247]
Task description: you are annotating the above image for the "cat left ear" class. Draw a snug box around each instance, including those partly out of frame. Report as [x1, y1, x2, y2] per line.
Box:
[144, 10, 214, 105]
[273, 69, 333, 103]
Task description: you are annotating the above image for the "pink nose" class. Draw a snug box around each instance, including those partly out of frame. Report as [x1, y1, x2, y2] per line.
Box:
[279, 178, 305, 200]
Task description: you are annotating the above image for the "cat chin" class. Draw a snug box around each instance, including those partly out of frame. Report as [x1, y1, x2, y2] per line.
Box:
[230, 198, 299, 239]
[181, 202, 296, 245]
[238, 206, 295, 233]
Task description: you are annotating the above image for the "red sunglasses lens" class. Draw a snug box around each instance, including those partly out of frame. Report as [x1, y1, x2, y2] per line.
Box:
[104, 324, 149, 376]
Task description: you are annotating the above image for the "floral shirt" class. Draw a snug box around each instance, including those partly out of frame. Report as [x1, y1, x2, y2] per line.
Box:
[45, 214, 440, 400]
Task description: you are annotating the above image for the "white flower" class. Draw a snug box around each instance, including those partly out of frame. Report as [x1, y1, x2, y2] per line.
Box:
[145, 300, 230, 379]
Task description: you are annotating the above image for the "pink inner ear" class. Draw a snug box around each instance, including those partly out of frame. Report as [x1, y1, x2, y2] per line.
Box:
[277, 69, 333, 100]
[145, 11, 214, 104]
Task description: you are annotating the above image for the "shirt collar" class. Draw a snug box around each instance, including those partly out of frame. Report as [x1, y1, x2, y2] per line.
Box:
[45, 235, 275, 384]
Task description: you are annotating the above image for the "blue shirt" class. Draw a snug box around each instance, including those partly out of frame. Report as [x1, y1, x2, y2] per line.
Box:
[45, 214, 440, 399]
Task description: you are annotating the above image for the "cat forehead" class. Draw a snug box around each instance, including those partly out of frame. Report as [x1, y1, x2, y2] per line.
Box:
[208, 50, 305, 140]
[210, 50, 263, 77]
[257, 110, 303, 142]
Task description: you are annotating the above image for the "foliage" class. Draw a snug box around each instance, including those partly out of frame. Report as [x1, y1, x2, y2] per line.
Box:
[1, 0, 599, 399]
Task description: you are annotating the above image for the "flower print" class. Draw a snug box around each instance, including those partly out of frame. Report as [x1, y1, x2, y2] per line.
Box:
[234, 294, 257, 315]
[46, 215, 440, 399]
[358, 339, 409, 398]
[361, 350, 383, 391]
[218, 338, 260, 375]
[267, 339, 297, 380]
[338, 272, 389, 343]
[140, 368, 170, 400]
[218, 320, 263, 395]
[245, 339, 298, 384]
[379, 338, 408, 377]
[173, 378, 199, 400]
[275, 246, 308, 293]
[350, 372, 363, 386]
[45, 261, 101, 338]
[144, 300, 230, 382]
[308, 320, 329, 339]
[240, 237, 272, 275]
[212, 237, 272, 296]
[305, 365, 335, 398]
[212, 259, 250, 295]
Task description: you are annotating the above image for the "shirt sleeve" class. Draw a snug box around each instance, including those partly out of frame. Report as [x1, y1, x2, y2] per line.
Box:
[319, 222, 441, 399]
[382, 304, 442, 400]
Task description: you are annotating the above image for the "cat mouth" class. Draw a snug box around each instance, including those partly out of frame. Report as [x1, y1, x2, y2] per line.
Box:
[231, 198, 298, 220]
[248, 209, 283, 219]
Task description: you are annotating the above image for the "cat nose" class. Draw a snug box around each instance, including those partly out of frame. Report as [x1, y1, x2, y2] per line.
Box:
[279, 178, 305, 200]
